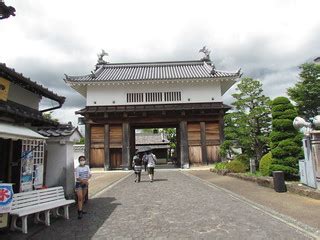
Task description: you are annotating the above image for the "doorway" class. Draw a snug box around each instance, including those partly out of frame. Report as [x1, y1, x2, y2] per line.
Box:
[132, 126, 179, 169]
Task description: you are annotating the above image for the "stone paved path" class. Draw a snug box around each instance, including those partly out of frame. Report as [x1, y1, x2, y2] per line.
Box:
[5, 171, 316, 239]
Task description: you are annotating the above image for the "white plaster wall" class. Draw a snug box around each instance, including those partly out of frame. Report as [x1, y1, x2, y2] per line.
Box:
[8, 83, 41, 109]
[45, 142, 67, 188]
[66, 143, 76, 197]
[86, 80, 222, 106]
[45, 142, 76, 198]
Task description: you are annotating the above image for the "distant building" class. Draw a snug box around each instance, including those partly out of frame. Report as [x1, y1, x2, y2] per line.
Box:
[135, 132, 170, 164]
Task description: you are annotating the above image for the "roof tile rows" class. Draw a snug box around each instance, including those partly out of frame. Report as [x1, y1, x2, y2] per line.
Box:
[65, 60, 240, 83]
[38, 123, 79, 137]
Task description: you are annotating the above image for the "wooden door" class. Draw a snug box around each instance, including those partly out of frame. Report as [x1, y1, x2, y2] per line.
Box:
[110, 149, 122, 169]
[90, 148, 104, 168]
[206, 122, 220, 163]
[188, 123, 202, 164]
[90, 126, 104, 167]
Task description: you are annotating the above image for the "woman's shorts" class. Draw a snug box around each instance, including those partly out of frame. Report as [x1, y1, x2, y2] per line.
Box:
[75, 182, 88, 191]
[148, 167, 154, 174]
[134, 165, 142, 173]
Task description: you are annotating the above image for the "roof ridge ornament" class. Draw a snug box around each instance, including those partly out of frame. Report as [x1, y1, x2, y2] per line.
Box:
[0, 0, 16, 20]
[95, 49, 109, 69]
[199, 46, 211, 62]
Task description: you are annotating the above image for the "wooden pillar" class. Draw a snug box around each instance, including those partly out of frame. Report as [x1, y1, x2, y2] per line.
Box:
[129, 127, 136, 170]
[122, 122, 130, 170]
[85, 123, 91, 166]
[104, 124, 110, 171]
[200, 122, 208, 165]
[219, 110, 225, 143]
[179, 121, 189, 169]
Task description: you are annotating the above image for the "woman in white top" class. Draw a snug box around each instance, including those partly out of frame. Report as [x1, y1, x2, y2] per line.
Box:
[75, 156, 91, 219]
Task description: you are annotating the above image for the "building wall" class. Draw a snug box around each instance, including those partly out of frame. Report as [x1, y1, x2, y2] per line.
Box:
[86, 80, 222, 106]
[45, 142, 75, 198]
[7, 83, 41, 109]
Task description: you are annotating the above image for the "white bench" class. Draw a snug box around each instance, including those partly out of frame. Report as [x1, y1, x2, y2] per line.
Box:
[10, 186, 75, 234]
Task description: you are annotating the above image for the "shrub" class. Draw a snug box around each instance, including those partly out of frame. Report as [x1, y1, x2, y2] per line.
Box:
[259, 152, 272, 176]
[270, 96, 302, 179]
[235, 154, 250, 168]
[214, 162, 227, 170]
[226, 160, 247, 173]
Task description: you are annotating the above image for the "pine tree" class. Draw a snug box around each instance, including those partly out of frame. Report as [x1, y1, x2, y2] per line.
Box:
[221, 78, 272, 164]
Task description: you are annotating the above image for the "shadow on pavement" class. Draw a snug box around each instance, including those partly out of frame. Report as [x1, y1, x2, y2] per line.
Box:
[0, 197, 120, 240]
[137, 179, 168, 183]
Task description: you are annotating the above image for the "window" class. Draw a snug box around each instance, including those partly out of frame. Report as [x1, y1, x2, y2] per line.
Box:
[127, 93, 144, 103]
[145, 92, 162, 102]
[164, 91, 181, 101]
[127, 91, 181, 103]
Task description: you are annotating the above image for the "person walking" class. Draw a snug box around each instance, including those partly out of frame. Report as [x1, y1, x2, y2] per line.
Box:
[143, 151, 157, 182]
[143, 152, 148, 172]
[75, 156, 91, 219]
[132, 152, 143, 183]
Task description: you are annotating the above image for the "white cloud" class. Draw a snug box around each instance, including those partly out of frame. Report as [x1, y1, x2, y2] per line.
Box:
[1, 0, 320, 124]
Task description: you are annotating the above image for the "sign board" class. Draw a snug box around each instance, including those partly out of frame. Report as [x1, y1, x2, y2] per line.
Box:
[0, 77, 10, 101]
[0, 184, 13, 214]
[20, 151, 33, 192]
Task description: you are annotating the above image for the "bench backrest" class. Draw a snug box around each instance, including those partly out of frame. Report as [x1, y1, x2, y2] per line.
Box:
[12, 186, 66, 210]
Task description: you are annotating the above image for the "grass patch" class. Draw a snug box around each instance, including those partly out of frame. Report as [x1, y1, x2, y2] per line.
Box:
[244, 171, 263, 177]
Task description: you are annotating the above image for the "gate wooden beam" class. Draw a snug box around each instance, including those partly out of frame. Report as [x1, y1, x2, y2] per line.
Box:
[85, 123, 91, 166]
[104, 124, 110, 170]
[179, 120, 189, 168]
[122, 122, 130, 170]
[200, 122, 208, 165]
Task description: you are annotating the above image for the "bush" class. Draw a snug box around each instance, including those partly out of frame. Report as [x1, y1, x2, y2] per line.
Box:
[226, 160, 247, 173]
[214, 162, 227, 170]
[270, 96, 302, 178]
[235, 154, 250, 168]
[259, 152, 272, 176]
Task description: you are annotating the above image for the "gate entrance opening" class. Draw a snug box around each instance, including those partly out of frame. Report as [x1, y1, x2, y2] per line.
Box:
[134, 127, 178, 169]
[83, 102, 224, 170]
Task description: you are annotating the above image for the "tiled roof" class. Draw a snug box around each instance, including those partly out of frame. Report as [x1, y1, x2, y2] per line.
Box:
[38, 123, 81, 137]
[0, 100, 58, 126]
[135, 133, 169, 145]
[65, 60, 240, 83]
[0, 63, 65, 104]
[74, 144, 85, 151]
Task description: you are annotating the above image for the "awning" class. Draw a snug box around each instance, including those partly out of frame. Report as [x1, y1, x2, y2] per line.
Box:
[0, 122, 47, 140]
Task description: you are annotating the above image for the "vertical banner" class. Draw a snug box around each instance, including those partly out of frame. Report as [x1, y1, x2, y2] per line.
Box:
[0, 184, 13, 213]
[20, 151, 33, 192]
[34, 164, 44, 189]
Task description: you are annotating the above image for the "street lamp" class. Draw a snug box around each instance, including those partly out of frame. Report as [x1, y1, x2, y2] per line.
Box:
[0, 0, 15, 20]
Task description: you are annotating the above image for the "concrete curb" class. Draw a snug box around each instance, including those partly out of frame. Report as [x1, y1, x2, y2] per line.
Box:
[210, 168, 320, 200]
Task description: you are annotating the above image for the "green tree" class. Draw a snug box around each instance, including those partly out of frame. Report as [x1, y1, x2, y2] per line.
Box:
[287, 63, 320, 119]
[77, 137, 85, 144]
[221, 78, 272, 164]
[42, 111, 59, 123]
[269, 97, 303, 177]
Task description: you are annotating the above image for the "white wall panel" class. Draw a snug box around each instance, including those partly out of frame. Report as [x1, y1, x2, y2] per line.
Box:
[86, 81, 223, 106]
